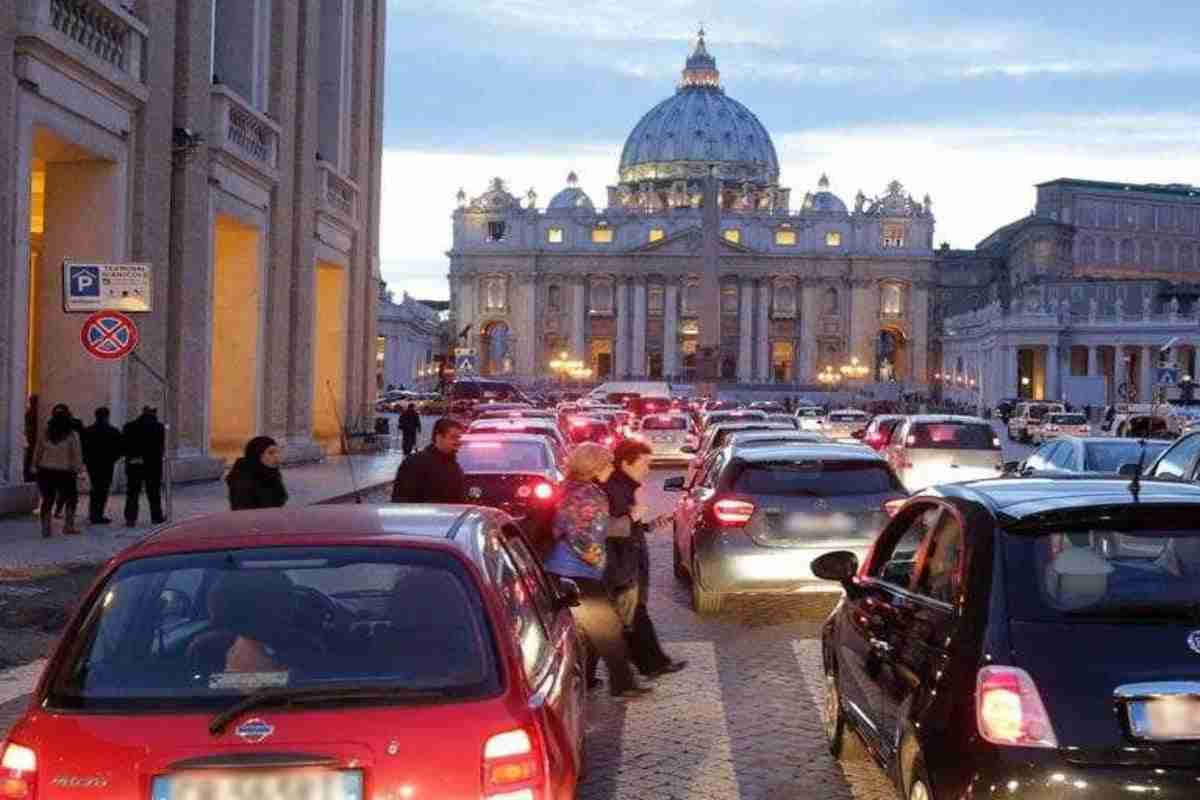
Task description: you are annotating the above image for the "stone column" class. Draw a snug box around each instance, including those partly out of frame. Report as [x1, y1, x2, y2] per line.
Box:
[1087, 346, 1098, 377]
[799, 282, 820, 381]
[738, 280, 755, 382]
[849, 280, 873, 372]
[1045, 344, 1060, 401]
[1142, 344, 1156, 401]
[1002, 345, 1017, 398]
[911, 283, 930, 386]
[757, 281, 771, 382]
[663, 285, 679, 379]
[632, 279, 647, 378]
[615, 278, 629, 378]
[517, 274, 537, 377]
[571, 279, 586, 359]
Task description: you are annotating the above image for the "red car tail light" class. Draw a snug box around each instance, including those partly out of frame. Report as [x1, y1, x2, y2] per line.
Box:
[533, 482, 554, 501]
[712, 498, 756, 527]
[1, 742, 37, 800]
[976, 666, 1058, 748]
[883, 498, 906, 517]
[483, 728, 543, 798]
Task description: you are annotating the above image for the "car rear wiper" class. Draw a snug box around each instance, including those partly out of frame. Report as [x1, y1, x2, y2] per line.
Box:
[209, 685, 449, 735]
[1063, 601, 1200, 622]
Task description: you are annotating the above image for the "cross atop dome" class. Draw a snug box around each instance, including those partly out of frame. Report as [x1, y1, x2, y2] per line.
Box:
[680, 25, 721, 91]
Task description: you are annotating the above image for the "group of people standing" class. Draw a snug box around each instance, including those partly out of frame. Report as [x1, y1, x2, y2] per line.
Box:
[391, 417, 685, 700]
[26, 401, 166, 537]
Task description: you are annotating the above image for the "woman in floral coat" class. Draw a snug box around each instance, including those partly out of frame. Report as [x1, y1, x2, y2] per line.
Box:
[543, 443, 650, 699]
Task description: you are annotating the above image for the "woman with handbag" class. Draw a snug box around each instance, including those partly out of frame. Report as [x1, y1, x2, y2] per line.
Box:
[33, 404, 83, 537]
[543, 443, 651, 700]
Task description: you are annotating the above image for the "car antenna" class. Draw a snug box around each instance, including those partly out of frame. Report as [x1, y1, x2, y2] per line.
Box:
[326, 380, 363, 504]
[1129, 438, 1146, 502]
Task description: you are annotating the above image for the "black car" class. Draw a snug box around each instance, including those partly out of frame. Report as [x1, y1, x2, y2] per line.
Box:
[1145, 430, 1200, 481]
[448, 378, 531, 417]
[813, 478, 1200, 800]
[456, 434, 564, 557]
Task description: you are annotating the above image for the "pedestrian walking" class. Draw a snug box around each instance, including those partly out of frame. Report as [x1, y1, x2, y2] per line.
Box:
[543, 443, 651, 700]
[390, 417, 466, 503]
[398, 403, 422, 456]
[33, 404, 83, 537]
[226, 436, 288, 510]
[81, 407, 123, 525]
[53, 412, 85, 518]
[603, 439, 687, 678]
[123, 406, 166, 527]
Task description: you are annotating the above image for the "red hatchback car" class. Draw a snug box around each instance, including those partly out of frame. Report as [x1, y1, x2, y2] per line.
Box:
[0, 506, 587, 800]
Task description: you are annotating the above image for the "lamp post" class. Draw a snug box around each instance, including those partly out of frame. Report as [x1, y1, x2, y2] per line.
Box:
[549, 351, 586, 386]
[817, 365, 841, 388]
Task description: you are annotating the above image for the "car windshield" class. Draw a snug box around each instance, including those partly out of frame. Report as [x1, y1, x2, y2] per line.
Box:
[909, 422, 999, 450]
[459, 440, 548, 472]
[1048, 414, 1087, 425]
[1028, 405, 1055, 420]
[1083, 440, 1169, 472]
[1006, 526, 1200, 621]
[47, 547, 500, 711]
[730, 460, 903, 496]
[797, 408, 823, 417]
[642, 416, 686, 431]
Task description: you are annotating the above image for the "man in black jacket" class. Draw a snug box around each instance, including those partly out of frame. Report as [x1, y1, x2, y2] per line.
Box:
[604, 439, 686, 678]
[391, 418, 466, 503]
[123, 406, 166, 526]
[398, 403, 422, 456]
[82, 407, 123, 524]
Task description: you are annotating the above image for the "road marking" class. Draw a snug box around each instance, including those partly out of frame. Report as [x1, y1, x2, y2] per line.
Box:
[0, 660, 44, 706]
[614, 641, 741, 798]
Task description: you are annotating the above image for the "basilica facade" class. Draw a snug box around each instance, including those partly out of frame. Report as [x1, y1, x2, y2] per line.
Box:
[447, 32, 937, 387]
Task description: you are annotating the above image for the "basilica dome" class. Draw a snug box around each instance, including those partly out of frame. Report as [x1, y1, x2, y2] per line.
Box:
[548, 171, 595, 212]
[618, 30, 779, 188]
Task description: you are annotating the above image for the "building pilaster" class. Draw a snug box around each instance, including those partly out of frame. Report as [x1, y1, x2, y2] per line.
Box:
[632, 278, 647, 378]
[738, 279, 754, 382]
[663, 284, 679, 380]
[757, 280, 771, 381]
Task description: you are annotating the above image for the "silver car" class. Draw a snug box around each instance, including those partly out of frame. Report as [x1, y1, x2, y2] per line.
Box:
[635, 413, 698, 464]
[886, 415, 1003, 491]
[666, 443, 907, 613]
[824, 409, 872, 441]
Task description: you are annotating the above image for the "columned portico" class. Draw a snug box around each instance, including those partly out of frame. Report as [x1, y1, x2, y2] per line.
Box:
[615, 278, 629, 377]
[632, 279, 647, 377]
[756, 281, 771, 382]
[663, 285, 679, 378]
[738, 279, 754, 382]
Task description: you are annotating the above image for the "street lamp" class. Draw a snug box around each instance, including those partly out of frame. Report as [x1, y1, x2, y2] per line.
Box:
[817, 365, 841, 386]
[550, 351, 586, 384]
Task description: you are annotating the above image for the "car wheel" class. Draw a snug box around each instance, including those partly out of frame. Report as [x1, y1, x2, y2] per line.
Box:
[673, 536, 688, 582]
[691, 557, 722, 614]
[824, 667, 847, 756]
[906, 752, 934, 800]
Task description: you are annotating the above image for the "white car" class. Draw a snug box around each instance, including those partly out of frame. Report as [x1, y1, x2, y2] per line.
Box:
[1030, 412, 1090, 444]
[887, 415, 1004, 491]
[823, 409, 872, 441]
[794, 407, 825, 432]
[634, 413, 698, 464]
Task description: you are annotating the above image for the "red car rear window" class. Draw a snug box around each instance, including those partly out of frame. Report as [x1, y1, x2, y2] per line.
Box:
[47, 547, 500, 711]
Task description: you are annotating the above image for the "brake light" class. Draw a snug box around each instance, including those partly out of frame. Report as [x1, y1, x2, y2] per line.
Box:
[976, 666, 1058, 748]
[712, 498, 756, 526]
[533, 482, 554, 500]
[1, 742, 36, 800]
[603, 436, 615, 447]
[883, 498, 906, 517]
[483, 728, 542, 799]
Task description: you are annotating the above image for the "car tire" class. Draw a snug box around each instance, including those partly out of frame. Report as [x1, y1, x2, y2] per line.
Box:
[905, 751, 934, 800]
[691, 558, 722, 614]
[673, 537, 688, 582]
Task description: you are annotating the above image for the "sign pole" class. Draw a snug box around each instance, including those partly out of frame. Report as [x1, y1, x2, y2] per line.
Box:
[129, 350, 174, 524]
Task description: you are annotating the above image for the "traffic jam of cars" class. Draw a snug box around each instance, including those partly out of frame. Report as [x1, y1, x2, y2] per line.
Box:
[5, 377, 1200, 800]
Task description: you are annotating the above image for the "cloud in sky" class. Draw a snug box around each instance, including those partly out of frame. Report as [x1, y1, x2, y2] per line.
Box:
[379, 0, 1200, 300]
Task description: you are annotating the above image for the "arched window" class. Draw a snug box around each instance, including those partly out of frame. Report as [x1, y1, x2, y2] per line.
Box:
[1078, 236, 1096, 265]
[880, 283, 903, 316]
[774, 283, 795, 317]
[481, 321, 511, 375]
[484, 276, 507, 311]
[823, 287, 839, 316]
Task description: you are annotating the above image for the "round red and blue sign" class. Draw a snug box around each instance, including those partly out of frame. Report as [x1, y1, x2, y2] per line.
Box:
[80, 310, 139, 361]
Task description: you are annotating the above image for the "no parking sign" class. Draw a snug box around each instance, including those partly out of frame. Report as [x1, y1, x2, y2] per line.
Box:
[80, 310, 139, 361]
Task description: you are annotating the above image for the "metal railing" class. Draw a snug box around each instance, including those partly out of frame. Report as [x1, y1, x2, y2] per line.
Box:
[319, 162, 358, 221]
[49, 0, 126, 68]
[19, 0, 147, 83]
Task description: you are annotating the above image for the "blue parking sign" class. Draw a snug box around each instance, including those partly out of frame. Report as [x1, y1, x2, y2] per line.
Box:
[69, 265, 101, 297]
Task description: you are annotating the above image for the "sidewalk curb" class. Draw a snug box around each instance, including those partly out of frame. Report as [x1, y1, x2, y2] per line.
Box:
[313, 479, 393, 505]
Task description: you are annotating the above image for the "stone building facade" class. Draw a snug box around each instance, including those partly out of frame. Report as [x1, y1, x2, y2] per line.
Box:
[940, 179, 1200, 408]
[448, 32, 936, 389]
[377, 287, 445, 390]
[1, 0, 386, 510]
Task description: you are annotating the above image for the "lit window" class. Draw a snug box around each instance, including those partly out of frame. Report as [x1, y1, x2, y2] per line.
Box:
[487, 221, 507, 242]
[547, 227, 563, 244]
[723, 229, 741, 244]
[649, 228, 665, 243]
[775, 230, 796, 246]
[592, 226, 614, 244]
[882, 223, 906, 249]
[826, 231, 842, 247]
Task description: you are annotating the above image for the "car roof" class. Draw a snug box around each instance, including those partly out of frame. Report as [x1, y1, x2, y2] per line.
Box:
[127, 505, 484, 555]
[931, 478, 1200, 524]
[472, 419, 555, 429]
[904, 415, 990, 424]
[728, 443, 886, 462]
[461, 433, 551, 445]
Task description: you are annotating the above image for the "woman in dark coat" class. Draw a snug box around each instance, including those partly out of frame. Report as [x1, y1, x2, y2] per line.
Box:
[226, 436, 288, 510]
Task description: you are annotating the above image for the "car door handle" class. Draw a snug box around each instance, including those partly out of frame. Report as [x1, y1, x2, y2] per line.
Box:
[869, 637, 893, 655]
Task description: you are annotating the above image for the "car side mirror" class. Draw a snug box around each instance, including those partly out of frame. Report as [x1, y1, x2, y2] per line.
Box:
[851, 429, 865, 439]
[1002, 460, 1020, 475]
[555, 578, 582, 609]
[663, 476, 686, 492]
[1118, 462, 1141, 478]
[811, 551, 860, 594]
[680, 444, 697, 454]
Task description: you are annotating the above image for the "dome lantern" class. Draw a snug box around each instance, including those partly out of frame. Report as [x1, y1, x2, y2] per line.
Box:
[679, 25, 721, 90]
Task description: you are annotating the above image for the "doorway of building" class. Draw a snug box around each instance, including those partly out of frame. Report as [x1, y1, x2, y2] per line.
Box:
[481, 322, 512, 376]
[312, 261, 348, 453]
[877, 328, 907, 381]
[209, 216, 264, 457]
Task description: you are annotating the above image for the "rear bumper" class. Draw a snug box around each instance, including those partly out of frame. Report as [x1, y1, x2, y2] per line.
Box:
[941, 749, 1200, 800]
[694, 534, 871, 594]
[648, 443, 693, 463]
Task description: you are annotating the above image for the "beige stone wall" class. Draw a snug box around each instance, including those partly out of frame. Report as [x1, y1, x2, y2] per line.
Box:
[0, 1, 386, 500]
